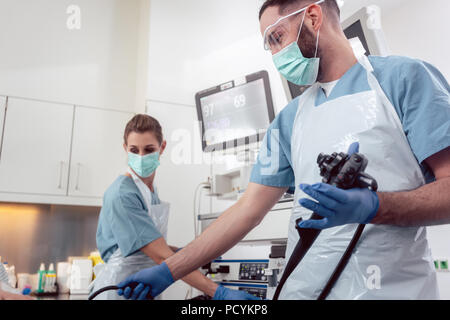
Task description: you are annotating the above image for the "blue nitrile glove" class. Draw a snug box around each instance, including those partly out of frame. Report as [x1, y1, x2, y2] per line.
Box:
[213, 285, 261, 300]
[297, 141, 379, 230]
[346, 141, 360, 157]
[297, 183, 379, 229]
[117, 262, 174, 300]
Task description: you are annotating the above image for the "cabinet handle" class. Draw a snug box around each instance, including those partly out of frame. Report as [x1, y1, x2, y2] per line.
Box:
[75, 163, 81, 191]
[57, 161, 64, 189]
[0, 97, 8, 163]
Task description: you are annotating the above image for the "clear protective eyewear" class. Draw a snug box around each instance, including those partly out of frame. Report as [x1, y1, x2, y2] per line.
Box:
[263, 0, 324, 52]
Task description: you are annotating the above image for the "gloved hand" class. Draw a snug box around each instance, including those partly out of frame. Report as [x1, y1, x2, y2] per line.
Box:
[297, 183, 379, 229]
[346, 141, 360, 157]
[213, 285, 261, 300]
[297, 141, 379, 230]
[117, 262, 174, 300]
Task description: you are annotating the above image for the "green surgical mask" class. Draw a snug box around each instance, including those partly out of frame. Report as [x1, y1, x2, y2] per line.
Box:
[128, 152, 160, 178]
[272, 9, 321, 86]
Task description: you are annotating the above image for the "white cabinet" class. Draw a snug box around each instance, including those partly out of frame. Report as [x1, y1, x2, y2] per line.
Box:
[68, 107, 134, 198]
[0, 98, 134, 204]
[0, 98, 73, 195]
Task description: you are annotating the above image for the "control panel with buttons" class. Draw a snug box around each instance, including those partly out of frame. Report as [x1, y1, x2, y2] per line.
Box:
[239, 262, 269, 282]
[207, 259, 270, 284]
[240, 287, 267, 299]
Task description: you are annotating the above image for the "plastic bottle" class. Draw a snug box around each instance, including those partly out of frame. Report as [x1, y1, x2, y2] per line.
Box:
[3, 262, 10, 284]
[0, 262, 8, 284]
[7, 265, 17, 288]
[37, 263, 46, 293]
[45, 263, 56, 293]
[1, 262, 9, 284]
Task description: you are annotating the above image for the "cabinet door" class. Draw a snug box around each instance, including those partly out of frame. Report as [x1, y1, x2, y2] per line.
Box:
[0, 98, 73, 195]
[68, 107, 133, 198]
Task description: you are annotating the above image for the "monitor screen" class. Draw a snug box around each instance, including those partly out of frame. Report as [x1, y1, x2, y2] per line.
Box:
[343, 20, 370, 57]
[195, 70, 275, 152]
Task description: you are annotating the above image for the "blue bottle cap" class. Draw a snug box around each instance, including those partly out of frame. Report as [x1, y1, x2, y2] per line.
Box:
[22, 288, 32, 295]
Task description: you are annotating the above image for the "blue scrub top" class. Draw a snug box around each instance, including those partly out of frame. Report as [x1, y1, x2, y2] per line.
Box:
[251, 55, 450, 190]
[96, 175, 162, 263]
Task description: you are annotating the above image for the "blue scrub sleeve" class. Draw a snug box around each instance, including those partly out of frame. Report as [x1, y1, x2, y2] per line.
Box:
[398, 60, 450, 163]
[107, 191, 162, 257]
[250, 120, 295, 189]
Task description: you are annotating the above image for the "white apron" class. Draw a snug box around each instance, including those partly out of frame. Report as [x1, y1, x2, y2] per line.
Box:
[90, 170, 170, 300]
[281, 55, 439, 300]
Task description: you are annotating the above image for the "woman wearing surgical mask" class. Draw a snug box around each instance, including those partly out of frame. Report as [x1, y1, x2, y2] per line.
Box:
[91, 114, 257, 300]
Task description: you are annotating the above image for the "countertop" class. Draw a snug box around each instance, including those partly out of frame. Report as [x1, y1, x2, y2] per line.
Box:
[35, 293, 89, 301]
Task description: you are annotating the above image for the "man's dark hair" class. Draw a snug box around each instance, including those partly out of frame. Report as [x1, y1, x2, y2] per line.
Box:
[259, 0, 340, 23]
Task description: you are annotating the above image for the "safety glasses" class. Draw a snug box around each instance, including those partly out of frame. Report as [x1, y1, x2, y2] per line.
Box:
[263, 0, 324, 52]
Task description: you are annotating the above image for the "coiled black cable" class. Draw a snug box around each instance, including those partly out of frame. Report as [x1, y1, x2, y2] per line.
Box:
[88, 284, 154, 300]
[88, 286, 119, 300]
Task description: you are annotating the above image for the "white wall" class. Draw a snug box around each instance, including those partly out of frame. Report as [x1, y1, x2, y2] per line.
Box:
[0, 0, 150, 112]
[146, 0, 288, 114]
[382, 0, 450, 80]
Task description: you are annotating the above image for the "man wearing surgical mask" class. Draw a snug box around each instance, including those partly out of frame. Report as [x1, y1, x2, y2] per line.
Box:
[118, 0, 450, 300]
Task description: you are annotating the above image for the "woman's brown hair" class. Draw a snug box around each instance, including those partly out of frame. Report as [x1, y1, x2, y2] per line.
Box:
[124, 114, 163, 146]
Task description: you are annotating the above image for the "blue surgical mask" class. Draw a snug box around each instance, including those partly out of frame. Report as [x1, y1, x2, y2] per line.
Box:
[128, 152, 160, 178]
[272, 13, 320, 86]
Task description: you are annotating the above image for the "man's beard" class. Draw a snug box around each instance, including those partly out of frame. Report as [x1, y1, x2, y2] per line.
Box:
[297, 25, 323, 81]
[298, 25, 317, 58]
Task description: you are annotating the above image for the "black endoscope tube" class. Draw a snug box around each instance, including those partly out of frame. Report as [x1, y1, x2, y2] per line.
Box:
[317, 178, 377, 300]
[317, 224, 365, 300]
[88, 286, 119, 300]
[88, 284, 154, 300]
[272, 213, 322, 301]
[273, 152, 378, 301]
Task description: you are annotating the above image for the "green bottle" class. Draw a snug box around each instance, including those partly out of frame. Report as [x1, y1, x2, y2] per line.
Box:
[37, 263, 46, 293]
